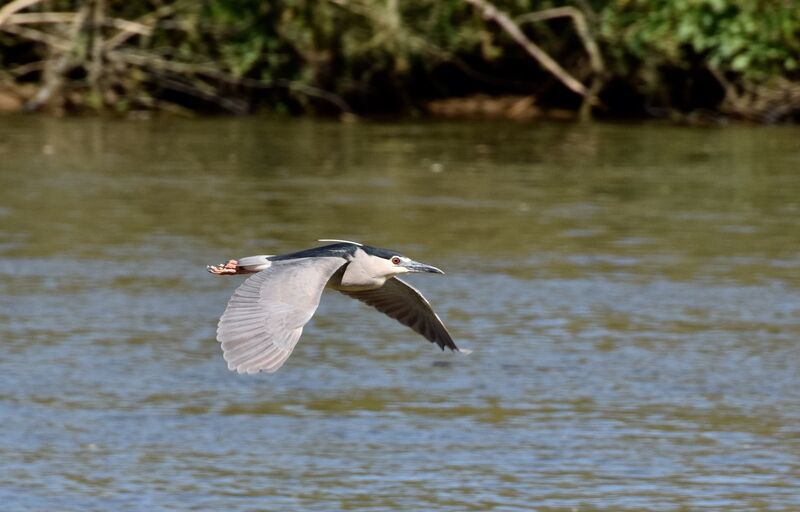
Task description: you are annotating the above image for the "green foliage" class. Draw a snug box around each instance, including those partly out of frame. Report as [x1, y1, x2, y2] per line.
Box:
[189, 0, 800, 111]
[599, 0, 800, 81]
[1, 0, 799, 118]
[187, 0, 489, 107]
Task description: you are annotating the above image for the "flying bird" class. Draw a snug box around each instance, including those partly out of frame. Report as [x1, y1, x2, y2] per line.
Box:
[208, 240, 469, 373]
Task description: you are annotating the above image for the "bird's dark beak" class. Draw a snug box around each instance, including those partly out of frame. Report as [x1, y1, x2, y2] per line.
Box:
[402, 260, 445, 274]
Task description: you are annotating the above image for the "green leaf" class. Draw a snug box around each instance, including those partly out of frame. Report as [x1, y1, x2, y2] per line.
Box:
[731, 53, 751, 71]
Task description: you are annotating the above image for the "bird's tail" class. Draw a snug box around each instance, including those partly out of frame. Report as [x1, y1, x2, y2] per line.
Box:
[236, 255, 274, 272]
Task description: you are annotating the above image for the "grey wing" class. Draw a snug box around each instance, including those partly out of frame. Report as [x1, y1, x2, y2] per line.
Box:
[340, 277, 465, 352]
[217, 257, 346, 374]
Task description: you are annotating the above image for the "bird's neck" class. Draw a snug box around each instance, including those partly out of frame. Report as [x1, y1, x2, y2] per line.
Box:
[327, 265, 389, 292]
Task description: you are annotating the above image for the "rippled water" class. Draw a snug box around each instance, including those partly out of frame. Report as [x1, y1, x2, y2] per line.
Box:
[1, 117, 799, 511]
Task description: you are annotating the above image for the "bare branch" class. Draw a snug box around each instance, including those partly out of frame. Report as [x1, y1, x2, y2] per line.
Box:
[515, 6, 605, 119]
[88, 0, 106, 99]
[8, 59, 47, 77]
[3, 12, 76, 25]
[515, 6, 604, 77]
[464, 0, 588, 97]
[2, 0, 352, 115]
[0, 0, 46, 27]
[109, 50, 219, 75]
[0, 24, 72, 51]
[110, 50, 353, 114]
[140, 72, 249, 114]
[24, 1, 91, 111]
[108, 17, 152, 37]
[103, 3, 177, 51]
[3, 12, 153, 39]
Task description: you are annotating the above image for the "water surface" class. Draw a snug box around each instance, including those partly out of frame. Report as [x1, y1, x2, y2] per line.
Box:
[1, 117, 799, 511]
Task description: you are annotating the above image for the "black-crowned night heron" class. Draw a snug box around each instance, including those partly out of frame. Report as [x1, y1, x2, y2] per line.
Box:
[208, 239, 470, 374]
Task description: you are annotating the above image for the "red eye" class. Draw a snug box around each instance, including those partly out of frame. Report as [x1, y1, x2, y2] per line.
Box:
[391, 256, 401, 264]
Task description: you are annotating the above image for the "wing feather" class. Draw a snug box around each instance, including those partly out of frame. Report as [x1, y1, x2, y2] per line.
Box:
[340, 277, 463, 352]
[216, 257, 346, 373]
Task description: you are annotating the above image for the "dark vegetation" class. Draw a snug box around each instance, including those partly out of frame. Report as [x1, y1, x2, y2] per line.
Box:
[0, 0, 798, 122]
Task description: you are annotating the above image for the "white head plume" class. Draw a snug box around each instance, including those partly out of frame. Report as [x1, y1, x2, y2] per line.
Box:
[317, 239, 363, 246]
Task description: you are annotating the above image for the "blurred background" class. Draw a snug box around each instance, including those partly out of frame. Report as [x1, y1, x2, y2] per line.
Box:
[0, 0, 799, 122]
[2, 1, 800, 511]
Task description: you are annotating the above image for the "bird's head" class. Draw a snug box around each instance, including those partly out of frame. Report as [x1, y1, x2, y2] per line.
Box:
[319, 239, 444, 279]
[362, 246, 445, 279]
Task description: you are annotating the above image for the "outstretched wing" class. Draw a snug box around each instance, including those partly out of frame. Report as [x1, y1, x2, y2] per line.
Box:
[217, 257, 345, 374]
[340, 277, 464, 352]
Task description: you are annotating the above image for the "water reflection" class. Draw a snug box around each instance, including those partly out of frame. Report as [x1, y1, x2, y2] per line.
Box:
[1, 116, 799, 510]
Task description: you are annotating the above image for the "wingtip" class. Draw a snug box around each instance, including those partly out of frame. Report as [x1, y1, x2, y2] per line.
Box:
[457, 348, 473, 355]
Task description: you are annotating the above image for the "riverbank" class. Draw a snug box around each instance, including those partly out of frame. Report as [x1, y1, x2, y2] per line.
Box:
[1, 0, 798, 123]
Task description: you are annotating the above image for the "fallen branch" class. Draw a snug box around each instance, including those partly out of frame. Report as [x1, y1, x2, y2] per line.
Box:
[1, 1, 353, 115]
[103, 3, 178, 51]
[8, 59, 47, 77]
[141, 72, 249, 114]
[24, 1, 90, 111]
[3, 12, 153, 39]
[464, 0, 588, 97]
[0, 23, 71, 50]
[515, 6, 604, 118]
[224, 75, 353, 114]
[111, 50, 353, 114]
[708, 66, 747, 113]
[709, 68, 800, 123]
[515, 6, 604, 79]
[3, 12, 76, 25]
[108, 17, 152, 38]
[0, 0, 46, 27]
[88, 0, 105, 98]
[110, 50, 222, 76]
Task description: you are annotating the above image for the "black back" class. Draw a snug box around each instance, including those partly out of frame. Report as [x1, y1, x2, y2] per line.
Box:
[270, 242, 400, 261]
